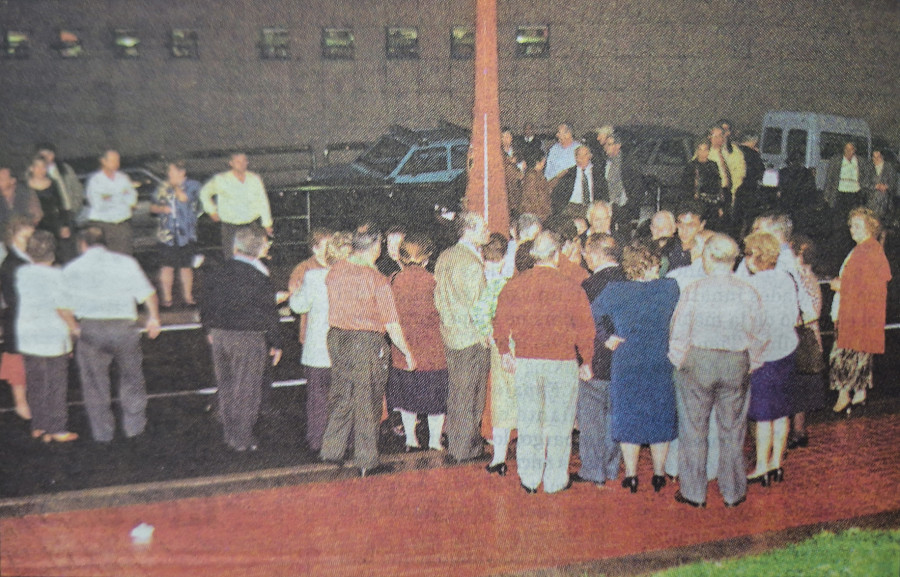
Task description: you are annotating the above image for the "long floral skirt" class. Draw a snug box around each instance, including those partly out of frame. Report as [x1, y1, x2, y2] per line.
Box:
[828, 346, 873, 393]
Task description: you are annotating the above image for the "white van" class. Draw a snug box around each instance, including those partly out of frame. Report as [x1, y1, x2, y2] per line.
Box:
[759, 111, 871, 190]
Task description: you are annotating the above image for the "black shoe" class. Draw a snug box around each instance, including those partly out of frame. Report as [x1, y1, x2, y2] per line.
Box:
[724, 495, 747, 508]
[320, 457, 344, 467]
[651, 474, 666, 493]
[767, 467, 784, 484]
[787, 435, 809, 450]
[485, 462, 507, 476]
[621, 476, 638, 493]
[570, 473, 593, 484]
[359, 464, 390, 478]
[674, 490, 706, 509]
[520, 482, 537, 494]
[747, 472, 770, 487]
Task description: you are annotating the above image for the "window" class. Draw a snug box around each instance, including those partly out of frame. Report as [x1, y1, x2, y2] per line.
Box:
[2, 29, 31, 59]
[386, 27, 419, 60]
[515, 25, 549, 58]
[170, 29, 199, 59]
[322, 28, 354, 60]
[398, 147, 448, 176]
[260, 27, 290, 59]
[761, 127, 783, 155]
[450, 26, 474, 60]
[450, 144, 470, 170]
[629, 141, 657, 166]
[113, 29, 140, 58]
[52, 29, 84, 58]
[820, 132, 868, 160]
[785, 129, 807, 161]
[657, 139, 687, 166]
[356, 137, 411, 176]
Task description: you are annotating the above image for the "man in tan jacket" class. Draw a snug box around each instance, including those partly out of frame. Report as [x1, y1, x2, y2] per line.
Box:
[434, 211, 490, 462]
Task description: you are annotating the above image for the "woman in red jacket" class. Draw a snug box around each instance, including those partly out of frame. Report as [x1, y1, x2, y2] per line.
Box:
[829, 207, 892, 413]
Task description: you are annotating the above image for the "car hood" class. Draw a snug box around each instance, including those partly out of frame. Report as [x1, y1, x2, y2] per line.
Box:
[308, 162, 385, 184]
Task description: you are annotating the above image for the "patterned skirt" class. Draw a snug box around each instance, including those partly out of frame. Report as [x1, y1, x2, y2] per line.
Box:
[828, 346, 873, 392]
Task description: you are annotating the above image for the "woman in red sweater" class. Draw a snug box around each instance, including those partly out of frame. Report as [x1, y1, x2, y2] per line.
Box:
[829, 207, 892, 413]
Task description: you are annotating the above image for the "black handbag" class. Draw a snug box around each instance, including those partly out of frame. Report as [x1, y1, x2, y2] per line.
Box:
[794, 324, 825, 374]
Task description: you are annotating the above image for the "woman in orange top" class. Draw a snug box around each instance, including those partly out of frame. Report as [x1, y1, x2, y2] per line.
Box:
[829, 207, 892, 413]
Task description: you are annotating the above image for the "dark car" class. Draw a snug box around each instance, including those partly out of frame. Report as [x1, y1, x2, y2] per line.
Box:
[277, 123, 470, 234]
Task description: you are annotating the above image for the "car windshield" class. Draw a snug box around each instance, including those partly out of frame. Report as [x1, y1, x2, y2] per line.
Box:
[356, 136, 411, 176]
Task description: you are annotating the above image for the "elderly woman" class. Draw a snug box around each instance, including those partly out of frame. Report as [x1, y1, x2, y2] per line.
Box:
[787, 234, 826, 449]
[829, 207, 891, 413]
[150, 161, 201, 307]
[742, 231, 799, 485]
[592, 240, 680, 493]
[289, 232, 352, 452]
[389, 233, 448, 452]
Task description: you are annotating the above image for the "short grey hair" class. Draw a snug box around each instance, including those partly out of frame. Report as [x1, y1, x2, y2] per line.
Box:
[754, 213, 793, 243]
[352, 228, 381, 253]
[233, 225, 269, 258]
[529, 230, 561, 262]
[515, 213, 542, 235]
[702, 233, 739, 265]
[456, 211, 485, 240]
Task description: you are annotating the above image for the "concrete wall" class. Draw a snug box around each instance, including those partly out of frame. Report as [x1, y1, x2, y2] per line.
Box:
[0, 0, 897, 170]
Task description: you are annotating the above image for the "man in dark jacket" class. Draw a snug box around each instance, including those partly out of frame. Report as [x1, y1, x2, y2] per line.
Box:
[200, 224, 282, 452]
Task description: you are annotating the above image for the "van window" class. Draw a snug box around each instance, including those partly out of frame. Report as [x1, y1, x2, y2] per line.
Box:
[761, 128, 782, 154]
[657, 139, 686, 166]
[821, 132, 869, 160]
[786, 129, 807, 160]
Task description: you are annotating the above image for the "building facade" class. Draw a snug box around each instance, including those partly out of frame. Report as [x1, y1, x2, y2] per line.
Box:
[0, 0, 897, 168]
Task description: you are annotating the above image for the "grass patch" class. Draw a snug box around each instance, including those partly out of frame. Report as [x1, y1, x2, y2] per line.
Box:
[647, 528, 900, 577]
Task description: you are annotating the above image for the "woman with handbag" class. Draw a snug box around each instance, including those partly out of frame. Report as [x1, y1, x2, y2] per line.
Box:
[829, 208, 891, 414]
[742, 231, 799, 486]
[787, 235, 826, 449]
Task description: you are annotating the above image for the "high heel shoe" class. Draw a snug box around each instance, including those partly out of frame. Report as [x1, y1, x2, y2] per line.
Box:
[767, 468, 784, 484]
[747, 472, 770, 487]
[833, 390, 851, 413]
[621, 476, 639, 493]
[651, 474, 666, 492]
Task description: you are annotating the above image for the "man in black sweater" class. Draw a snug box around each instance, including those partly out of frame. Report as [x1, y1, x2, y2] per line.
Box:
[200, 225, 282, 451]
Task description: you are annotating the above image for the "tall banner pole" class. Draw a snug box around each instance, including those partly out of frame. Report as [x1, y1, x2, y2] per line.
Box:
[464, 0, 508, 235]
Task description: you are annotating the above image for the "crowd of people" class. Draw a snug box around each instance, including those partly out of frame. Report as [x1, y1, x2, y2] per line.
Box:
[0, 121, 895, 508]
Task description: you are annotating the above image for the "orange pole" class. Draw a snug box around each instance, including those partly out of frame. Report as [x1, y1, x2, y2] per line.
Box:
[464, 0, 508, 235]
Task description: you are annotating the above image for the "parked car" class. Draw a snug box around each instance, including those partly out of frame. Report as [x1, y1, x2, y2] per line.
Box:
[290, 123, 470, 233]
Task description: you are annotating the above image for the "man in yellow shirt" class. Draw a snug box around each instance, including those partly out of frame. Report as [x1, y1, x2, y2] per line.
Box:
[200, 153, 273, 256]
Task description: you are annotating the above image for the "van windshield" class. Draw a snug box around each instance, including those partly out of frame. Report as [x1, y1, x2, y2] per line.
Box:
[820, 132, 869, 160]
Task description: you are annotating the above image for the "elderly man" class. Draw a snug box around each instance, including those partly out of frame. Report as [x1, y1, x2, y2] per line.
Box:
[824, 142, 874, 232]
[434, 211, 490, 462]
[602, 133, 641, 234]
[494, 231, 595, 494]
[668, 233, 768, 508]
[544, 123, 579, 182]
[551, 145, 607, 217]
[200, 152, 273, 258]
[64, 227, 161, 443]
[571, 232, 626, 487]
[84, 150, 138, 255]
[200, 225, 283, 452]
[320, 228, 415, 476]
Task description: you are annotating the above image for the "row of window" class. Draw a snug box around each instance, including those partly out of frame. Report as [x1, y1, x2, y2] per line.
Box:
[0, 25, 551, 60]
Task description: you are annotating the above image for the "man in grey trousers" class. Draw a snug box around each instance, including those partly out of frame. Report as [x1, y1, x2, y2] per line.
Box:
[434, 212, 490, 462]
[667, 233, 769, 508]
[64, 227, 161, 442]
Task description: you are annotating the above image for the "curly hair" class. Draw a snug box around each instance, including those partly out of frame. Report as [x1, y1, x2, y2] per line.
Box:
[398, 233, 435, 267]
[325, 231, 353, 265]
[743, 231, 780, 271]
[621, 240, 660, 281]
[847, 206, 881, 238]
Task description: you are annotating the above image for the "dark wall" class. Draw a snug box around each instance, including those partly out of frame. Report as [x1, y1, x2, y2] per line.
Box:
[0, 0, 897, 170]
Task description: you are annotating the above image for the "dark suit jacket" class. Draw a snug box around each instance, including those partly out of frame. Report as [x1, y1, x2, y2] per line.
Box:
[0, 247, 28, 352]
[551, 164, 609, 216]
[200, 258, 283, 349]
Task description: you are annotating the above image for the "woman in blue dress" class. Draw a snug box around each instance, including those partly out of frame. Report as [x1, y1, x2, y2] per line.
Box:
[592, 240, 680, 493]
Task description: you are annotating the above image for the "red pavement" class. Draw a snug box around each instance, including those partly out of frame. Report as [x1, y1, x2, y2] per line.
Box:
[2, 412, 899, 577]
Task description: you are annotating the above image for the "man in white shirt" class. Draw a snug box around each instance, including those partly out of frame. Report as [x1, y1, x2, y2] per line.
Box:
[544, 123, 578, 182]
[64, 227, 161, 443]
[200, 152, 273, 257]
[84, 150, 138, 255]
